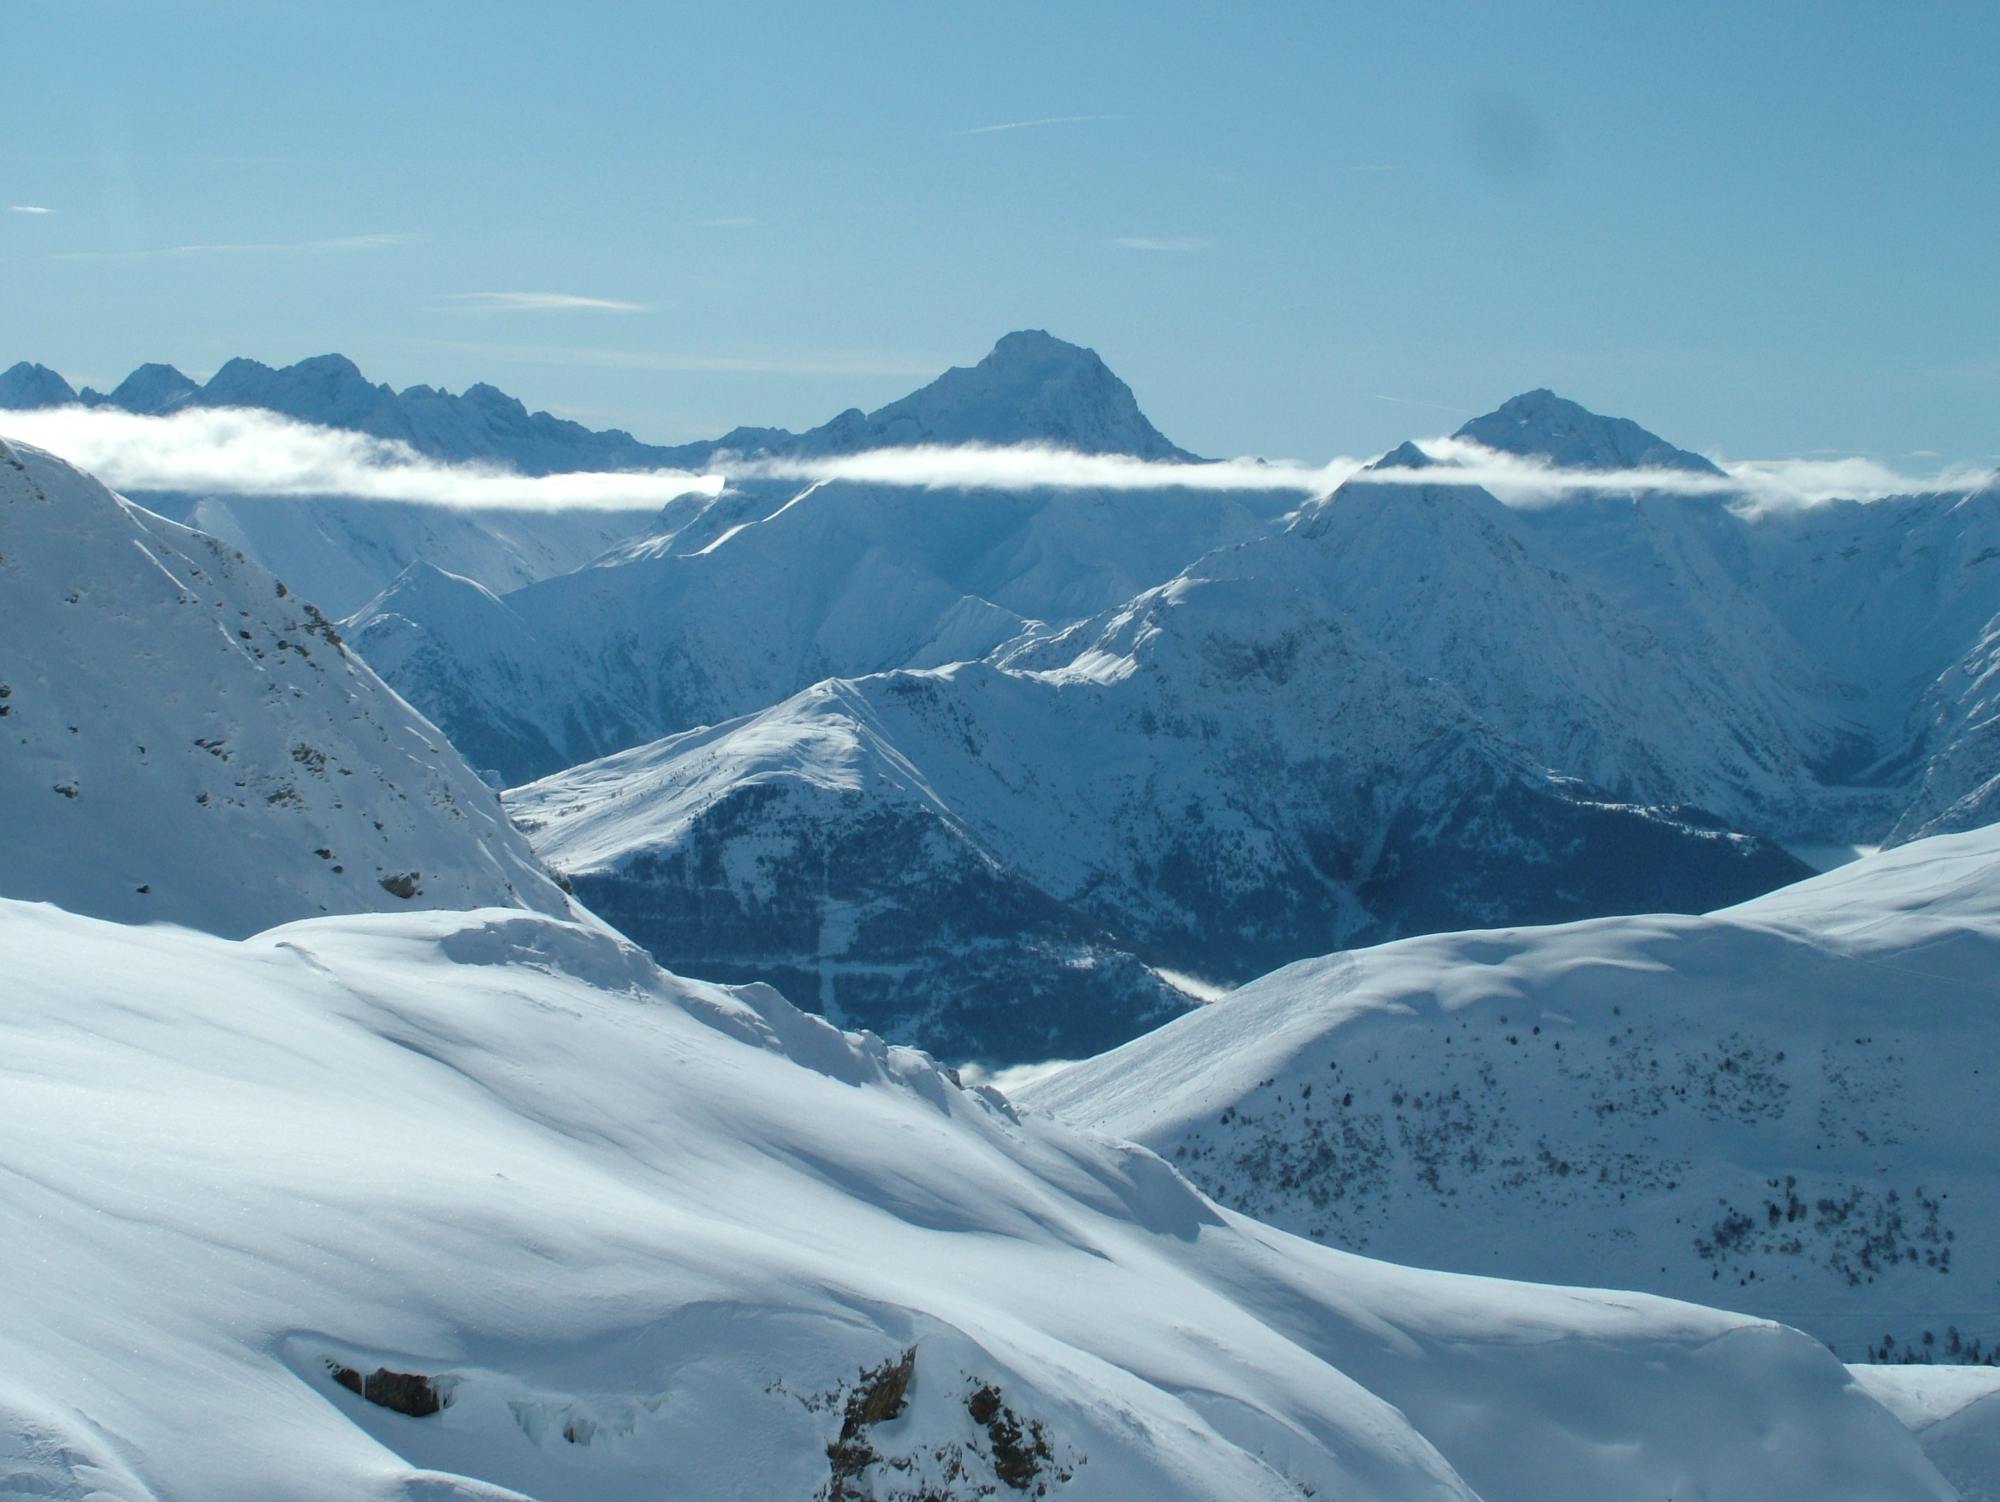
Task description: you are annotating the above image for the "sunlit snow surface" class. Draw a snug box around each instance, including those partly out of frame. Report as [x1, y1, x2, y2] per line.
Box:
[1025, 825, 2000, 1364]
[0, 438, 571, 934]
[0, 897, 1965, 1501]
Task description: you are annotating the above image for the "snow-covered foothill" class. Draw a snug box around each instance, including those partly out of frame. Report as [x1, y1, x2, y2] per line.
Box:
[1022, 823, 2000, 1361]
[1853, 1365, 2000, 1502]
[0, 894, 1963, 1502]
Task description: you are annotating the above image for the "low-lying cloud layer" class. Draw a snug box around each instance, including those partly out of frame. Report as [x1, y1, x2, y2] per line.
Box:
[1, 405, 719, 511]
[1, 401, 1988, 514]
[739, 440, 1995, 507]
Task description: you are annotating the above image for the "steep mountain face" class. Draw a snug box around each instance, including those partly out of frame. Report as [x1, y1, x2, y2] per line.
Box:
[788, 328, 1196, 459]
[368, 472, 1297, 785]
[176, 491, 653, 617]
[1504, 480, 2000, 832]
[1455, 387, 1724, 472]
[510, 524, 1806, 1062]
[1892, 611, 2000, 841]
[345, 561, 648, 782]
[1023, 824, 2000, 1364]
[0, 436, 571, 935]
[0, 895, 1963, 1501]
[1293, 448, 1854, 832]
[80, 360, 200, 414]
[0, 360, 76, 409]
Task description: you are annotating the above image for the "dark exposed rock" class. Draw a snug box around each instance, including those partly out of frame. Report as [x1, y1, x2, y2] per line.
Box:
[967, 1381, 1061, 1493]
[824, 1346, 917, 1501]
[325, 1360, 448, 1417]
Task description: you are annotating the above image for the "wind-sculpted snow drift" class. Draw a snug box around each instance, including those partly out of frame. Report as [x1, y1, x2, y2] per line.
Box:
[1023, 824, 2000, 1365]
[0, 436, 572, 934]
[0, 895, 1967, 1502]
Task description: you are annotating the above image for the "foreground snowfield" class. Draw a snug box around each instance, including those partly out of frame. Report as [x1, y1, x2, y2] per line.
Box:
[0, 896, 1964, 1501]
[1853, 1365, 2000, 1502]
[1025, 824, 2000, 1363]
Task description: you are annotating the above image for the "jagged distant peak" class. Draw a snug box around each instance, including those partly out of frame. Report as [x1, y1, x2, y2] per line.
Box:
[205, 351, 377, 394]
[0, 360, 79, 409]
[89, 362, 200, 414]
[1456, 387, 1724, 475]
[1369, 439, 1438, 471]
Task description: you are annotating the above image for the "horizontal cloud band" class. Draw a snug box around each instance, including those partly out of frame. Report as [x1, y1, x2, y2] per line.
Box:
[736, 439, 1995, 508]
[1, 403, 1989, 512]
[0, 406, 721, 511]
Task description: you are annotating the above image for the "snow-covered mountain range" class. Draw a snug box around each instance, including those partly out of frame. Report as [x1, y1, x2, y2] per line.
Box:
[0, 436, 571, 934]
[0, 329, 1187, 472]
[2, 891, 1980, 1502]
[350, 465, 1297, 785]
[6, 381, 2000, 1499]
[1, 332, 1198, 620]
[14, 334, 1999, 1075]
[1024, 822, 2000, 1365]
[486, 373, 1995, 1063]
[0, 353, 689, 474]
[506, 536, 1806, 1061]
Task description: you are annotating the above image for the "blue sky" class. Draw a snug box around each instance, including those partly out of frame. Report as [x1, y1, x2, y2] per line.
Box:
[5, 0, 1995, 464]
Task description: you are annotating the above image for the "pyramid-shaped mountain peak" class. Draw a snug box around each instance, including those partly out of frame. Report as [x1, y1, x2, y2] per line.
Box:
[1457, 389, 1723, 475]
[843, 329, 1195, 461]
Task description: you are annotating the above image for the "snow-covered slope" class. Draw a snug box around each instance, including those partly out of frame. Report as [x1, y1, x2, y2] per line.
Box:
[509, 519, 1806, 1062]
[0, 894, 1962, 1502]
[779, 328, 1195, 459]
[345, 561, 648, 783]
[0, 436, 570, 934]
[175, 492, 652, 617]
[374, 472, 1296, 784]
[1893, 611, 2000, 840]
[1022, 824, 2000, 1361]
[1293, 445, 1856, 832]
[1855, 1365, 2000, 1502]
[1454, 387, 1724, 472]
[1505, 478, 2000, 837]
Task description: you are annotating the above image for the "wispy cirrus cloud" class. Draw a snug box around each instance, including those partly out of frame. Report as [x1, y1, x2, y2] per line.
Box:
[2, 405, 718, 512]
[955, 113, 1123, 136]
[1111, 236, 1209, 253]
[48, 231, 419, 263]
[8, 204, 54, 215]
[433, 291, 649, 314]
